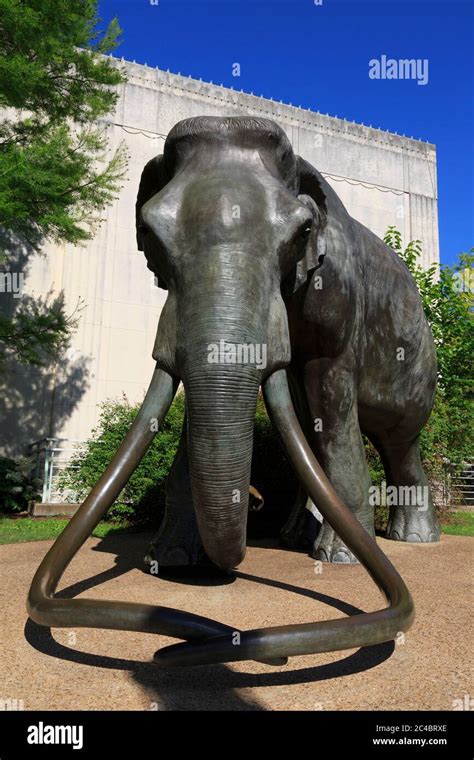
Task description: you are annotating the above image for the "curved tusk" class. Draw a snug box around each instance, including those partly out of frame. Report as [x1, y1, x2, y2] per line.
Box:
[153, 368, 414, 666]
[249, 485, 264, 511]
[26, 369, 235, 640]
[26, 366, 286, 665]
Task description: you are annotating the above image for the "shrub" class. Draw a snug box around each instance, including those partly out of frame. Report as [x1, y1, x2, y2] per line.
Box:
[385, 231, 473, 501]
[58, 392, 186, 525]
[58, 390, 297, 530]
[0, 456, 40, 513]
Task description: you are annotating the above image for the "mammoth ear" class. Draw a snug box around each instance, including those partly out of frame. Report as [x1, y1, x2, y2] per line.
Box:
[290, 193, 323, 294]
[136, 155, 170, 290]
[286, 156, 353, 296]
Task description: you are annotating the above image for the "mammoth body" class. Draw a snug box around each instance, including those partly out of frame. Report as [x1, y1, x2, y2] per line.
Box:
[137, 116, 439, 567]
[27, 115, 435, 665]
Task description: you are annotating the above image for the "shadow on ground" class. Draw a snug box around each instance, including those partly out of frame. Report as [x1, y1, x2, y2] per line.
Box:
[24, 530, 395, 710]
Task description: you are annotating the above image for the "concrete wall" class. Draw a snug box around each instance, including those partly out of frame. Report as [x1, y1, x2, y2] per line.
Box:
[0, 60, 439, 456]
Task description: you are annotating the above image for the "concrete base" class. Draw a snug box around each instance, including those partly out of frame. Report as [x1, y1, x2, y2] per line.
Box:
[29, 502, 79, 517]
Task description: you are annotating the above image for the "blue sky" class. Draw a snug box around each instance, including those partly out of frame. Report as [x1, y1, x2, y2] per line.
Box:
[98, 0, 473, 266]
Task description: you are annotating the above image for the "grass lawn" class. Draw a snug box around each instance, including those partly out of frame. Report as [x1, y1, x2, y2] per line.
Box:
[440, 510, 474, 537]
[0, 517, 134, 545]
[1, 510, 472, 545]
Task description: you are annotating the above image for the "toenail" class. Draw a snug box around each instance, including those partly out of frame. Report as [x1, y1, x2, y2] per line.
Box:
[332, 550, 351, 563]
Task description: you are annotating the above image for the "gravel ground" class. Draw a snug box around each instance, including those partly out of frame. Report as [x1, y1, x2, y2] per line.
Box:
[1, 531, 472, 711]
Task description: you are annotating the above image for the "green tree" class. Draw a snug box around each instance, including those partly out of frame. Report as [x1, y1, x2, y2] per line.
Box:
[0, 0, 127, 369]
[383, 228, 473, 482]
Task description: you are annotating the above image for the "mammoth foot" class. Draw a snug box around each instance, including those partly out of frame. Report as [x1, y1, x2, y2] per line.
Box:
[145, 542, 211, 568]
[312, 520, 375, 564]
[144, 512, 212, 569]
[387, 508, 440, 543]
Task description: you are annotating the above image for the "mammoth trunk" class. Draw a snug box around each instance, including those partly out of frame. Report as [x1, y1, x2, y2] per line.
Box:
[178, 248, 268, 570]
[184, 366, 260, 570]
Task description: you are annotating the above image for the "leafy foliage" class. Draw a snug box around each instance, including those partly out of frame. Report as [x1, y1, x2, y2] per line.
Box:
[384, 229, 473, 472]
[384, 228, 473, 402]
[0, 456, 41, 513]
[0, 291, 81, 370]
[0, 0, 127, 368]
[0, 124, 127, 246]
[58, 392, 297, 528]
[58, 393, 186, 524]
[364, 230, 473, 522]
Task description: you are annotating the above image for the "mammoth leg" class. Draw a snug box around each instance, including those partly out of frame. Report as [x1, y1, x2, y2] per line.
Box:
[304, 359, 375, 564]
[146, 412, 209, 567]
[371, 433, 440, 543]
[280, 485, 321, 551]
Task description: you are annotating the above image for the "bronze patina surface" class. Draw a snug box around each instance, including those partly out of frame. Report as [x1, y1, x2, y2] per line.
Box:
[28, 117, 439, 667]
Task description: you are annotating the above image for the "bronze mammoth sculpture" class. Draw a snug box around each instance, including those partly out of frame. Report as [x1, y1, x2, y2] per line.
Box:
[28, 116, 439, 667]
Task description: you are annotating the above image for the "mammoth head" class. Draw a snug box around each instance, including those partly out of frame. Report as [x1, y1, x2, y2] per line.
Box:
[136, 117, 352, 294]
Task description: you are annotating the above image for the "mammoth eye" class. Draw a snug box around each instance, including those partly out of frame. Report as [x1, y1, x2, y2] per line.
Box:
[297, 222, 312, 241]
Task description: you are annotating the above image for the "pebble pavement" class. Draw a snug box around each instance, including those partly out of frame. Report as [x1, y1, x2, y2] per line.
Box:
[1, 532, 472, 711]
